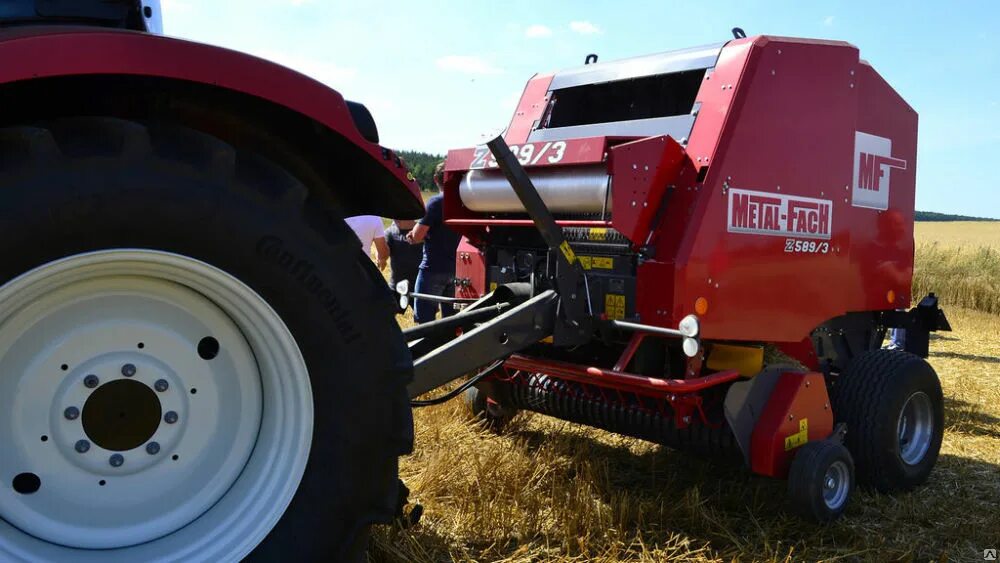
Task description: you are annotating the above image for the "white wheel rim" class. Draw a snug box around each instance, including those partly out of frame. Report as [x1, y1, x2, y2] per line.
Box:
[0, 250, 313, 562]
[822, 460, 850, 510]
[897, 391, 934, 466]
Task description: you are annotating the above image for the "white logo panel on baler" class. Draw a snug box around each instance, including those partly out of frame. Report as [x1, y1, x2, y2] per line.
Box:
[853, 131, 907, 211]
[727, 188, 833, 240]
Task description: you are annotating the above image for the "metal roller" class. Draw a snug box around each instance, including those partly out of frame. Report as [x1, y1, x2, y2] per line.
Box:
[459, 165, 611, 213]
[491, 373, 742, 460]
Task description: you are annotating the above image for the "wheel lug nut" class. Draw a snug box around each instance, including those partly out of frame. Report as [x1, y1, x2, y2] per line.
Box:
[83, 374, 99, 388]
[154, 379, 169, 392]
[109, 454, 124, 467]
[164, 411, 178, 424]
[121, 363, 136, 377]
[75, 440, 90, 453]
[146, 442, 161, 455]
[64, 406, 80, 420]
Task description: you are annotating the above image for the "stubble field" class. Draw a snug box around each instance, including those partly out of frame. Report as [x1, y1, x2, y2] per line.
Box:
[370, 221, 1000, 562]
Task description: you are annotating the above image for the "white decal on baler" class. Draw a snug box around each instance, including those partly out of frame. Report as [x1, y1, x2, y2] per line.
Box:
[469, 141, 567, 169]
[852, 131, 907, 211]
[727, 188, 833, 240]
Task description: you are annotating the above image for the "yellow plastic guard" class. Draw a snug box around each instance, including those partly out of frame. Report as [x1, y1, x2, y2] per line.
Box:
[706, 343, 764, 377]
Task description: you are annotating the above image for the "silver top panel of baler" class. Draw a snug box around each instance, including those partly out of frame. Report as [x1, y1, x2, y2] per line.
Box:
[548, 42, 725, 90]
[529, 115, 697, 144]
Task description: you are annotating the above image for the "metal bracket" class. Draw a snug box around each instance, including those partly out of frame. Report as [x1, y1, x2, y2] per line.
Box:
[407, 290, 558, 399]
[828, 422, 848, 445]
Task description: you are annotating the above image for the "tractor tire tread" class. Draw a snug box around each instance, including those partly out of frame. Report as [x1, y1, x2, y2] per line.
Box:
[0, 117, 412, 561]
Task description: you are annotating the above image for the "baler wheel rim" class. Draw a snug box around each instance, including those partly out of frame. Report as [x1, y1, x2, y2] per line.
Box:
[822, 460, 851, 510]
[786, 439, 855, 522]
[897, 391, 934, 466]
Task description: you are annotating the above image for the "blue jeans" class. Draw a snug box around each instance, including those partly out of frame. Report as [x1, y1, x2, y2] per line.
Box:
[889, 328, 906, 349]
[414, 270, 457, 324]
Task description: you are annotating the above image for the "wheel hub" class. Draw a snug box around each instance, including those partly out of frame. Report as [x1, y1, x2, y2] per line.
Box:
[82, 379, 162, 452]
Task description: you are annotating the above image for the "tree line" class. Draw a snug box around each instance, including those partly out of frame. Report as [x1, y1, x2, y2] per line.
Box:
[399, 150, 444, 192]
[915, 211, 998, 222]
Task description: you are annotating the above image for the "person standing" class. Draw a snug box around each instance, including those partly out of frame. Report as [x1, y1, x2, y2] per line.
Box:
[406, 165, 460, 323]
[384, 219, 423, 305]
[345, 214, 389, 270]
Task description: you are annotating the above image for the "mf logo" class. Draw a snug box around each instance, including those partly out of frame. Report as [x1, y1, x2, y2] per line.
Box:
[852, 131, 907, 211]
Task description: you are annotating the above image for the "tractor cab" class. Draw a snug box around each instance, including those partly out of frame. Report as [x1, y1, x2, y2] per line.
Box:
[0, 0, 160, 32]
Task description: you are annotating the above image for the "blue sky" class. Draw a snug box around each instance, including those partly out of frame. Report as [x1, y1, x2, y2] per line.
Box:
[161, 0, 998, 218]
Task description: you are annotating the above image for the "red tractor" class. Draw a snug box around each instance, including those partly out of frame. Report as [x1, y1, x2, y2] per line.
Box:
[0, 2, 423, 561]
[404, 31, 951, 524]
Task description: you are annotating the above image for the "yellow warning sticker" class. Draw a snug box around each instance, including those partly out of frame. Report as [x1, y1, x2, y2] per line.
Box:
[559, 241, 577, 264]
[605, 294, 626, 320]
[578, 256, 612, 270]
[592, 256, 613, 269]
[588, 228, 608, 241]
[784, 418, 809, 451]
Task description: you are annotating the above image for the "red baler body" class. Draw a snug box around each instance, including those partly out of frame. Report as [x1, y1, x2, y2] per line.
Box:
[436, 35, 925, 480]
[443, 36, 916, 348]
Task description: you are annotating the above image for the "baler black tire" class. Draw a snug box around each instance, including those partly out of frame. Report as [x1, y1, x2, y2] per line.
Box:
[787, 439, 854, 523]
[464, 385, 516, 432]
[0, 118, 413, 561]
[830, 350, 943, 493]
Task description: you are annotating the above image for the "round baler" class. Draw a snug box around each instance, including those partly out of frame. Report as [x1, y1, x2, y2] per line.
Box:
[406, 33, 952, 524]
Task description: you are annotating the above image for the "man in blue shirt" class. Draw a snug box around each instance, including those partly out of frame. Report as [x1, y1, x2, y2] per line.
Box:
[406, 165, 461, 323]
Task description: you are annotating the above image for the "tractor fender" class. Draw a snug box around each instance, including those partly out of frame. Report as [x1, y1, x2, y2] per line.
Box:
[0, 27, 424, 219]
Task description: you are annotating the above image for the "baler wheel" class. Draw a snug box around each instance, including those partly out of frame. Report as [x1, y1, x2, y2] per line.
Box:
[0, 118, 412, 562]
[787, 440, 854, 522]
[831, 350, 943, 493]
[464, 385, 517, 431]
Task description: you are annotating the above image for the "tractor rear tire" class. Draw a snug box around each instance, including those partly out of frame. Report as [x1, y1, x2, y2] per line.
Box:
[831, 350, 943, 493]
[0, 118, 413, 562]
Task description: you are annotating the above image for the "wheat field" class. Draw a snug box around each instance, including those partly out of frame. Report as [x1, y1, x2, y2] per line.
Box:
[913, 222, 1000, 315]
[370, 222, 1000, 562]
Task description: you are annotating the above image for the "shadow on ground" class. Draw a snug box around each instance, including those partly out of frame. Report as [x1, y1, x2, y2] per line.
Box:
[931, 350, 1000, 364]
